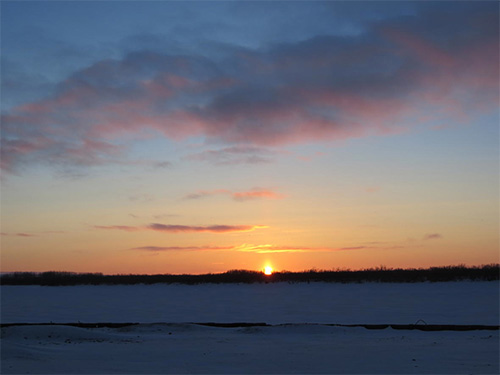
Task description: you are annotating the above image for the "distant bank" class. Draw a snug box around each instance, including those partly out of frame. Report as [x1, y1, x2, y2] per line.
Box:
[1, 265, 498, 286]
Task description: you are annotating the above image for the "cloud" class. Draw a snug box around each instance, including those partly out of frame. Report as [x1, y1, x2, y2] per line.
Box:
[129, 243, 407, 253]
[2, 3, 497, 173]
[153, 213, 181, 219]
[364, 186, 381, 193]
[1, 232, 39, 237]
[148, 223, 267, 233]
[129, 194, 155, 202]
[185, 146, 274, 166]
[234, 244, 407, 253]
[15, 233, 38, 237]
[129, 244, 348, 253]
[423, 233, 442, 240]
[131, 245, 234, 252]
[234, 244, 375, 253]
[232, 188, 284, 201]
[1, 231, 65, 237]
[183, 189, 231, 200]
[95, 223, 268, 234]
[94, 225, 142, 232]
[183, 187, 284, 201]
[234, 244, 318, 253]
[339, 246, 368, 250]
[153, 161, 172, 169]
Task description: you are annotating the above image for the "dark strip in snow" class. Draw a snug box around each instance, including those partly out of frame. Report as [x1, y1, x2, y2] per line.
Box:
[0, 322, 139, 329]
[325, 324, 500, 331]
[1, 322, 499, 331]
[195, 322, 269, 328]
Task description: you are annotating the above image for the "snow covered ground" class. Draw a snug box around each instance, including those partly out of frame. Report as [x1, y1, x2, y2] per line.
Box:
[1, 282, 499, 374]
[2, 323, 498, 374]
[1, 281, 498, 325]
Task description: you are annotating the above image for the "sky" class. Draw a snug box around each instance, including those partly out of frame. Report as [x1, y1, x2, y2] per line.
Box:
[1, 1, 498, 275]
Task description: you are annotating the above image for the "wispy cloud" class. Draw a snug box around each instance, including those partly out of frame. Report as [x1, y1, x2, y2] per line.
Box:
[185, 146, 275, 166]
[94, 225, 142, 232]
[234, 244, 319, 253]
[129, 194, 155, 202]
[15, 233, 38, 237]
[153, 213, 181, 220]
[129, 244, 335, 253]
[183, 187, 284, 201]
[183, 189, 231, 200]
[232, 188, 285, 201]
[148, 223, 268, 233]
[131, 245, 234, 252]
[1, 231, 66, 237]
[235, 244, 377, 253]
[339, 246, 368, 251]
[152, 161, 172, 169]
[95, 223, 268, 234]
[423, 233, 443, 240]
[364, 186, 381, 193]
[129, 243, 407, 253]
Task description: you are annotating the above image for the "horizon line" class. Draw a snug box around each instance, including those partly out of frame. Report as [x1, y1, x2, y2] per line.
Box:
[1, 264, 498, 277]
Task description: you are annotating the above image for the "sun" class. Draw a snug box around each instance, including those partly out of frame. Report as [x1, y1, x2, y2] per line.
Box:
[264, 266, 273, 275]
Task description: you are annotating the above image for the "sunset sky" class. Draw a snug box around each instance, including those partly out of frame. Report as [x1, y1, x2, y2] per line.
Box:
[1, 1, 498, 274]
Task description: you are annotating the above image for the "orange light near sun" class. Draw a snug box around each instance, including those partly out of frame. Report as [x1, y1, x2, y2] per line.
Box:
[264, 266, 273, 275]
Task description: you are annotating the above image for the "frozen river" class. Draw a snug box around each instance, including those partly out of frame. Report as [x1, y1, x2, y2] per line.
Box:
[2, 281, 498, 325]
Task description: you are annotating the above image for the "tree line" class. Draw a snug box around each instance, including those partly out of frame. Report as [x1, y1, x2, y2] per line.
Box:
[1, 264, 498, 286]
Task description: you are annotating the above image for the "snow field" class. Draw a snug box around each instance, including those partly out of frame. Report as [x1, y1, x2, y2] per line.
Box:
[1, 323, 498, 374]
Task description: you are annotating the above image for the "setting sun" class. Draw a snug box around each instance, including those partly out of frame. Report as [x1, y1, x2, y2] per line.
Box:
[264, 266, 273, 275]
